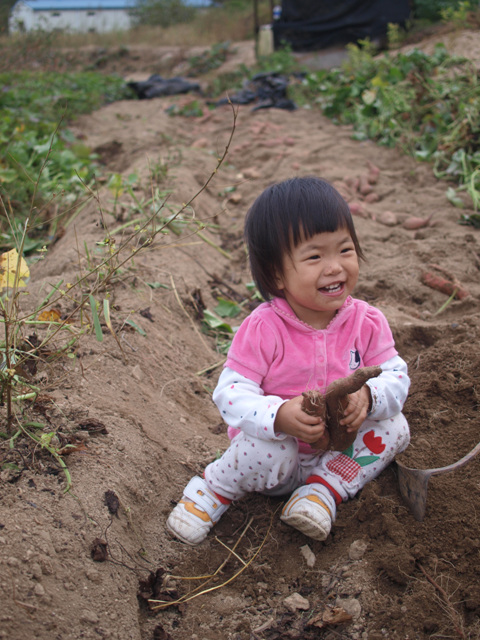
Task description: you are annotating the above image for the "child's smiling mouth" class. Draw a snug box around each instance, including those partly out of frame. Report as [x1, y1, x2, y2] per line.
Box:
[319, 282, 344, 295]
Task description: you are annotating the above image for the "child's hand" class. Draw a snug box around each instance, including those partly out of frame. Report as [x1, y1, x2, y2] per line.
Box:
[340, 385, 372, 432]
[274, 396, 327, 443]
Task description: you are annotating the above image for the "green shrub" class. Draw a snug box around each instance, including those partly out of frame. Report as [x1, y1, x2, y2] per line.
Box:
[411, 0, 469, 21]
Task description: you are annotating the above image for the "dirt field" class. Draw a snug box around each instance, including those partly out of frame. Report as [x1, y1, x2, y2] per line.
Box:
[1, 31, 480, 640]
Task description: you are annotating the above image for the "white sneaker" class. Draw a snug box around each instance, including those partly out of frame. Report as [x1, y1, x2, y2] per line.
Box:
[280, 483, 336, 541]
[166, 476, 230, 545]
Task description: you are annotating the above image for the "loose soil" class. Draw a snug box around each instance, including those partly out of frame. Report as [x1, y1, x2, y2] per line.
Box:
[1, 32, 480, 640]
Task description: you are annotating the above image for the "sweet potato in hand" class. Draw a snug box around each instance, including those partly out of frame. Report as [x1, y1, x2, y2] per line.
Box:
[302, 366, 382, 451]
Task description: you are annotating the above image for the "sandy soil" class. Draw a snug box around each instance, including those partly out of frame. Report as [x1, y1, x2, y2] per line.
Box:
[1, 32, 480, 640]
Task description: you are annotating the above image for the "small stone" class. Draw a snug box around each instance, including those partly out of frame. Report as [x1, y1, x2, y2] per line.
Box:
[336, 597, 361, 620]
[131, 365, 143, 381]
[80, 610, 99, 625]
[378, 210, 398, 226]
[6, 557, 19, 567]
[284, 592, 310, 612]
[85, 568, 102, 583]
[243, 167, 261, 179]
[300, 544, 316, 567]
[33, 583, 45, 597]
[31, 563, 43, 580]
[349, 539, 368, 561]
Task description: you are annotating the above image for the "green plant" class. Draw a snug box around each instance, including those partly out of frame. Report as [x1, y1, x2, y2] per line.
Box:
[440, 0, 473, 25]
[165, 99, 205, 118]
[201, 285, 262, 356]
[299, 42, 480, 212]
[386, 22, 406, 49]
[0, 70, 135, 250]
[411, 0, 467, 22]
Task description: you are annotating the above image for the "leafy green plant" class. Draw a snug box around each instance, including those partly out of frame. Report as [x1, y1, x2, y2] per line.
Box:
[165, 99, 205, 117]
[299, 42, 480, 212]
[386, 22, 407, 49]
[201, 288, 261, 355]
[440, 0, 473, 26]
[0, 70, 135, 249]
[412, 0, 467, 22]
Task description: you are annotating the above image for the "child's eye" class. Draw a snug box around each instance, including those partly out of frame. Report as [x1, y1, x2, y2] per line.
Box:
[307, 254, 320, 260]
[341, 246, 355, 254]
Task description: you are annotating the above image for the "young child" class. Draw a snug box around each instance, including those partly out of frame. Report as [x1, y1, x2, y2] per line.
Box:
[167, 176, 410, 545]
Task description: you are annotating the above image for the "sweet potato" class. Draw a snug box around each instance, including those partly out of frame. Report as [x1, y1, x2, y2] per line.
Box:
[367, 161, 380, 184]
[359, 175, 373, 196]
[402, 213, 433, 230]
[302, 366, 382, 451]
[421, 271, 470, 300]
[348, 201, 367, 217]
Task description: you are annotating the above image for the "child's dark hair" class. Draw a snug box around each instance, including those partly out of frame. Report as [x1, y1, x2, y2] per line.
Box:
[244, 176, 365, 301]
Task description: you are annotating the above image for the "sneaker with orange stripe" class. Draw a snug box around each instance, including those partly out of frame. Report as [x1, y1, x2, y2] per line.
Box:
[166, 476, 230, 545]
[280, 483, 336, 541]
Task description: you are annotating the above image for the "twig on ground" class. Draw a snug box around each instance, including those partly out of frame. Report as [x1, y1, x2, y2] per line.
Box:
[417, 563, 466, 639]
[150, 508, 276, 610]
[196, 358, 227, 376]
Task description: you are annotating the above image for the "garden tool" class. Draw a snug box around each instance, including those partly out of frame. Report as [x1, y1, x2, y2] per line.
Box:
[396, 440, 480, 521]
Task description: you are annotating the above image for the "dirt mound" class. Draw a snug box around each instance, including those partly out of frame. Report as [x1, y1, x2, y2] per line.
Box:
[1, 33, 479, 640]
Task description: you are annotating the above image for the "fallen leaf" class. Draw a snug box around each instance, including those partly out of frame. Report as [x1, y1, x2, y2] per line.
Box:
[57, 442, 87, 455]
[309, 605, 353, 628]
[0, 248, 30, 289]
[91, 538, 108, 562]
[37, 308, 62, 322]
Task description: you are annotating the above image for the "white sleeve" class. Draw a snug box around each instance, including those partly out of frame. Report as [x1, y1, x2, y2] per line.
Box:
[366, 355, 410, 420]
[212, 367, 289, 441]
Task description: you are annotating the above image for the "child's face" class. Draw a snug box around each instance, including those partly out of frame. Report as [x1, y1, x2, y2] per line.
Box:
[277, 228, 359, 330]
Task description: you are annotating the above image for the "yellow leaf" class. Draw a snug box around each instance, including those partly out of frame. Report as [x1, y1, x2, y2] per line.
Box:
[0, 249, 30, 289]
[37, 308, 62, 322]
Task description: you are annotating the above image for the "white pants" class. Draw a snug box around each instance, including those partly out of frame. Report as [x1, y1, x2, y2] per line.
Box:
[205, 414, 410, 506]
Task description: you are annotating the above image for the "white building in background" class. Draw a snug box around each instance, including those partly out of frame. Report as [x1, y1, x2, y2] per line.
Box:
[9, 0, 212, 34]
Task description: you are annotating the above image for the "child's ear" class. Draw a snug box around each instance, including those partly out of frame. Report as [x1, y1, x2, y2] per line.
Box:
[275, 271, 285, 291]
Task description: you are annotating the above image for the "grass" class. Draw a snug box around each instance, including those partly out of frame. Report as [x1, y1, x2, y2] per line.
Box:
[1, 0, 272, 52]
